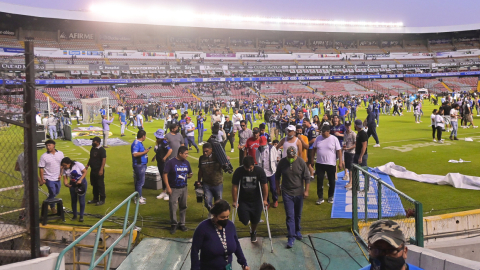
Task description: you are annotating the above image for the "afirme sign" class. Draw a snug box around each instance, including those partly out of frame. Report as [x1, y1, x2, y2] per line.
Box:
[60, 32, 95, 40]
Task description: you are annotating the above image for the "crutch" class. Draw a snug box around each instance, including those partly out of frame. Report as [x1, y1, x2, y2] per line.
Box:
[232, 184, 241, 224]
[258, 182, 274, 253]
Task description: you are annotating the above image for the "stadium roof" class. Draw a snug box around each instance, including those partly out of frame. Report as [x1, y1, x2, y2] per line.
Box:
[1, 1, 480, 34]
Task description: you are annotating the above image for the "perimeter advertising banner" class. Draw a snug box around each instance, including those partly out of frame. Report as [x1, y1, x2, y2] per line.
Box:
[60, 32, 95, 40]
[0, 29, 15, 36]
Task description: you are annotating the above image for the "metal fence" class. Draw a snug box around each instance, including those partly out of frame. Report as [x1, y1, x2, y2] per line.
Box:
[351, 164, 424, 247]
[0, 41, 40, 265]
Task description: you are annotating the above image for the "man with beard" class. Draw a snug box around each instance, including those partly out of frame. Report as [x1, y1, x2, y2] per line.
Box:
[85, 137, 107, 206]
[165, 123, 185, 160]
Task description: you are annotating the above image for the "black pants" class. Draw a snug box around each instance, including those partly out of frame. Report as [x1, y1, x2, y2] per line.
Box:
[225, 135, 235, 150]
[90, 169, 106, 201]
[432, 125, 437, 139]
[127, 117, 134, 126]
[436, 126, 443, 141]
[239, 148, 245, 166]
[315, 163, 336, 200]
[367, 125, 380, 144]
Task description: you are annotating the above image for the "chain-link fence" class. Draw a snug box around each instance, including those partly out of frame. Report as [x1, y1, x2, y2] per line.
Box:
[0, 85, 33, 264]
[351, 165, 424, 247]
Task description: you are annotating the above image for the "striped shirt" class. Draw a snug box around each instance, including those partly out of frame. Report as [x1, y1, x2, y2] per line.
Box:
[38, 150, 64, 181]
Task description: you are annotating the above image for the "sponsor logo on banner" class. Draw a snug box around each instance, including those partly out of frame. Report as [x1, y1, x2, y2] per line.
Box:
[141, 52, 175, 57]
[318, 54, 340, 58]
[0, 29, 15, 36]
[100, 35, 131, 41]
[1, 63, 45, 70]
[205, 53, 236, 57]
[365, 53, 390, 58]
[60, 32, 95, 40]
[0, 47, 25, 53]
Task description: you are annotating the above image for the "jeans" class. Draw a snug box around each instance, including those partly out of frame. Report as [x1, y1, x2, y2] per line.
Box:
[76, 117, 80, 124]
[121, 122, 125, 134]
[203, 183, 223, 211]
[315, 163, 336, 199]
[186, 136, 199, 150]
[375, 113, 380, 125]
[432, 125, 437, 139]
[69, 179, 87, 217]
[282, 193, 304, 239]
[353, 154, 368, 167]
[45, 179, 61, 209]
[246, 115, 253, 130]
[133, 164, 147, 197]
[367, 125, 380, 144]
[339, 115, 345, 124]
[239, 148, 245, 166]
[198, 126, 204, 144]
[48, 125, 57, 140]
[266, 175, 278, 203]
[451, 121, 458, 137]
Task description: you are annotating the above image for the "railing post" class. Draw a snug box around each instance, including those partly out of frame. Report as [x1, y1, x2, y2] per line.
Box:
[415, 202, 424, 247]
[352, 166, 358, 233]
[364, 174, 369, 222]
[90, 224, 103, 267]
[377, 180, 382, 220]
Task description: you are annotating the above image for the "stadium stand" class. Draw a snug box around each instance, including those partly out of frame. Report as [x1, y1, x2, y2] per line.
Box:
[357, 79, 416, 95]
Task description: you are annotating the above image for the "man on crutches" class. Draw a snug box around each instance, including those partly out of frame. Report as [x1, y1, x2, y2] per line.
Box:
[232, 156, 269, 243]
[275, 146, 311, 249]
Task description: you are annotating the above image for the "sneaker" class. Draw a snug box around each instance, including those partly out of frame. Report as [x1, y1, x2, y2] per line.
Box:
[230, 149, 234, 153]
[373, 144, 380, 147]
[96, 201, 105, 206]
[79, 217, 84, 222]
[170, 225, 177, 234]
[179, 225, 188, 232]
[157, 192, 167, 199]
[342, 173, 349, 180]
[250, 231, 257, 243]
[51, 208, 57, 215]
[438, 140, 444, 144]
[71, 216, 77, 221]
[163, 195, 170, 201]
[316, 199, 324, 205]
[272, 201, 278, 208]
[433, 139, 437, 142]
[328, 197, 334, 203]
[287, 238, 295, 248]
[454, 137, 459, 140]
[88, 200, 99, 204]
[449, 136, 453, 141]
[295, 231, 303, 240]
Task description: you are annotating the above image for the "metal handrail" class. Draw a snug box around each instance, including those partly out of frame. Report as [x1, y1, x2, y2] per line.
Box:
[55, 192, 140, 270]
[351, 165, 423, 247]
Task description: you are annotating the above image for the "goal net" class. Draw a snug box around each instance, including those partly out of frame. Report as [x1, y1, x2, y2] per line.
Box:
[80, 97, 109, 124]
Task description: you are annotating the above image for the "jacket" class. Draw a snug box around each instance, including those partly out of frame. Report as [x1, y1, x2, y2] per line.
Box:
[255, 144, 278, 176]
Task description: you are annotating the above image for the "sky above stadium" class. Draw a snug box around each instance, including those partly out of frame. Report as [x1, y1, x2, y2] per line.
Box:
[2, 0, 480, 27]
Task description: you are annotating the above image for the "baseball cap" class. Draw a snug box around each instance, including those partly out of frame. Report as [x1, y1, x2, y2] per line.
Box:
[367, 220, 406, 248]
[91, 137, 101, 143]
[354, 119, 364, 129]
[286, 146, 297, 156]
[345, 120, 351, 126]
[154, 129, 165, 139]
[252, 127, 260, 134]
[286, 125, 296, 131]
[186, 117, 191, 121]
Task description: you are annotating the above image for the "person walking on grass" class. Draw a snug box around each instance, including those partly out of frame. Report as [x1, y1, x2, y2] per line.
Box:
[275, 146, 310, 249]
[163, 146, 193, 234]
[119, 109, 127, 136]
[435, 108, 445, 144]
[449, 104, 460, 140]
[85, 137, 107, 206]
[101, 114, 114, 148]
[152, 129, 172, 201]
[131, 130, 150, 205]
[431, 109, 438, 142]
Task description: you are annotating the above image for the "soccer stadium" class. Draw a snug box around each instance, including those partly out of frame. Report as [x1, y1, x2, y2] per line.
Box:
[0, 0, 480, 269]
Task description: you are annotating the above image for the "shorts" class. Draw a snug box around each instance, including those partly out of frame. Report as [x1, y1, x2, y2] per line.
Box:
[344, 152, 354, 170]
[467, 114, 473, 123]
[307, 149, 315, 166]
[237, 201, 262, 226]
[444, 116, 451, 125]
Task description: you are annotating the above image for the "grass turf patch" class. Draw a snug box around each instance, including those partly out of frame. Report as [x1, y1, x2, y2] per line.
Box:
[33, 102, 480, 239]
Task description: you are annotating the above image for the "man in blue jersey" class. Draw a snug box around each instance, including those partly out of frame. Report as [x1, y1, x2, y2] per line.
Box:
[359, 220, 423, 270]
[131, 130, 150, 205]
[196, 111, 205, 145]
[119, 109, 127, 137]
[338, 103, 349, 124]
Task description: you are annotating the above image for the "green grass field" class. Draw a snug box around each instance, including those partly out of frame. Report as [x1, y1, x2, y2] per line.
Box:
[34, 102, 480, 239]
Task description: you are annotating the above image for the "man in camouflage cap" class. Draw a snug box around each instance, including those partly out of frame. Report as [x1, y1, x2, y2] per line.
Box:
[359, 220, 423, 270]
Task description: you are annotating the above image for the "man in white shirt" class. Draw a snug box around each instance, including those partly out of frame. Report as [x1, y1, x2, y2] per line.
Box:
[184, 117, 199, 153]
[38, 140, 64, 214]
[136, 110, 144, 130]
[232, 109, 243, 133]
[36, 112, 42, 125]
[47, 114, 58, 140]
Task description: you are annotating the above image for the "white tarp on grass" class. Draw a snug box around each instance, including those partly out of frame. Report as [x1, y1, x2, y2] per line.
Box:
[374, 162, 480, 190]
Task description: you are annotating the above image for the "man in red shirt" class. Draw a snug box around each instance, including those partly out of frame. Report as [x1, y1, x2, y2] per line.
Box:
[244, 127, 263, 164]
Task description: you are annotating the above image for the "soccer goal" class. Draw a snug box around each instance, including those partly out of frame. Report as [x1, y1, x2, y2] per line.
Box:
[80, 97, 109, 124]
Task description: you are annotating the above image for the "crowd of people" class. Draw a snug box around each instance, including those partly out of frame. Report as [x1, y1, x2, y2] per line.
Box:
[33, 88, 480, 270]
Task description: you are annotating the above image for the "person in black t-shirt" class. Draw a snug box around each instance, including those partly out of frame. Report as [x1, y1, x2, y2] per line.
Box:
[353, 119, 368, 167]
[232, 156, 268, 243]
[85, 137, 107, 206]
[152, 129, 172, 200]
